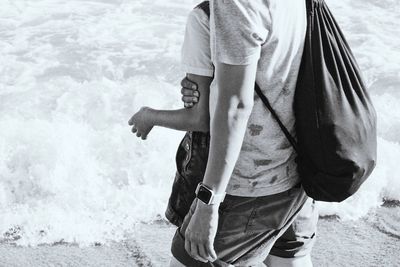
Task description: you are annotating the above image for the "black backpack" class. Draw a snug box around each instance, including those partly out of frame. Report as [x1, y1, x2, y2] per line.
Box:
[255, 0, 377, 202]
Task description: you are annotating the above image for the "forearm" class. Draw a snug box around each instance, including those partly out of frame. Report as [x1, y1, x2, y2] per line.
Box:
[147, 107, 209, 132]
[202, 99, 252, 194]
[201, 62, 257, 196]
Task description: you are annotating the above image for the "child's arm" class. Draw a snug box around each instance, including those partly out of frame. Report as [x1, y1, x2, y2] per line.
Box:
[128, 73, 212, 139]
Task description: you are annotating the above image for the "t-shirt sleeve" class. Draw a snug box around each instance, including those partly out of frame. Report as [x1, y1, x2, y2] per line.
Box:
[181, 8, 214, 77]
[210, 0, 271, 65]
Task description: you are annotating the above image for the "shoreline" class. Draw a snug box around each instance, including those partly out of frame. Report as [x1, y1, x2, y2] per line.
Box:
[1, 211, 399, 267]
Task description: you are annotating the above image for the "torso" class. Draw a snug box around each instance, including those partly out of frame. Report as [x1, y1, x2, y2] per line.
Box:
[209, 0, 307, 196]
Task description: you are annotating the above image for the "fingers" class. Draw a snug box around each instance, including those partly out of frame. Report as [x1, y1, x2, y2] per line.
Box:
[205, 242, 218, 262]
[128, 116, 134, 126]
[181, 77, 199, 107]
[184, 102, 194, 108]
[185, 238, 207, 263]
[184, 238, 191, 259]
[190, 242, 202, 262]
[181, 87, 200, 98]
[181, 77, 198, 90]
[197, 244, 210, 263]
[129, 111, 151, 140]
[185, 231, 212, 263]
[181, 89, 199, 104]
[182, 96, 198, 104]
[130, 126, 147, 140]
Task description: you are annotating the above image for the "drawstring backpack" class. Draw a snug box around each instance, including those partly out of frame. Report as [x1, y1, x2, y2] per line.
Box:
[255, 0, 377, 202]
[200, 0, 377, 202]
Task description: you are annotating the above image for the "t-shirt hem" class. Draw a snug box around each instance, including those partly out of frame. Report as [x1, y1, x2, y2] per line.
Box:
[181, 64, 214, 77]
[213, 47, 261, 66]
[226, 175, 300, 197]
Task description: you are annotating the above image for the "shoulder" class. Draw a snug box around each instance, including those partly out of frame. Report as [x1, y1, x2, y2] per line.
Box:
[210, 0, 271, 40]
[209, 0, 271, 65]
[211, 0, 270, 16]
[187, 4, 210, 27]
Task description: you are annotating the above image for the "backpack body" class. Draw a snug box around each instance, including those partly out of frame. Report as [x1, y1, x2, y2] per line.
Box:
[293, 0, 377, 201]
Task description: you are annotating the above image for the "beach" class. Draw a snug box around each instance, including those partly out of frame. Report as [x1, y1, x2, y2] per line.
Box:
[1, 205, 399, 266]
[0, 0, 399, 265]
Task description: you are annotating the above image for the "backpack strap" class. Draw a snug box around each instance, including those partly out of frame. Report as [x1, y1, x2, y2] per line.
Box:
[255, 84, 299, 152]
[195, 1, 300, 153]
[255, 0, 309, 153]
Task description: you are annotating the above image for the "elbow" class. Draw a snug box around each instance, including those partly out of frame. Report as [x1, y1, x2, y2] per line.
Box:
[227, 98, 254, 122]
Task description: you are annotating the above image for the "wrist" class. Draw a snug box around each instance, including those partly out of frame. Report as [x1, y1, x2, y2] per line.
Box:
[201, 182, 225, 196]
[144, 107, 157, 126]
[195, 182, 226, 206]
[196, 199, 220, 211]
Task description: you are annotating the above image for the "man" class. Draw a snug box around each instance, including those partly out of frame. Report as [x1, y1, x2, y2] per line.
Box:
[170, 0, 318, 266]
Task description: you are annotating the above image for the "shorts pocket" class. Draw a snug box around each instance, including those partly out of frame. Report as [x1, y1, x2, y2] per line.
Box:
[166, 172, 196, 226]
[216, 196, 258, 236]
[183, 132, 209, 176]
[175, 132, 192, 176]
[246, 187, 306, 233]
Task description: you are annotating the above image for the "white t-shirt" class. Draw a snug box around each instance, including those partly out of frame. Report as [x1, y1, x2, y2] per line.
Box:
[181, 0, 306, 197]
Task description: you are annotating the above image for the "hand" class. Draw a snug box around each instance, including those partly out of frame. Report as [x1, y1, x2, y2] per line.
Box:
[180, 77, 200, 108]
[184, 200, 219, 263]
[128, 107, 154, 140]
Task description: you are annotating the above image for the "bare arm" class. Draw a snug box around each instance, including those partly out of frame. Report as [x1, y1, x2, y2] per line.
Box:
[201, 62, 256, 194]
[178, 63, 257, 193]
[128, 74, 212, 139]
[184, 61, 257, 263]
[149, 74, 212, 132]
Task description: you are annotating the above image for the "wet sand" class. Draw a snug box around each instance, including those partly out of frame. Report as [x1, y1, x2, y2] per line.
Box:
[1, 211, 399, 267]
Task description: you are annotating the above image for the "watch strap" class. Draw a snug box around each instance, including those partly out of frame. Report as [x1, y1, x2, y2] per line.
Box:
[195, 182, 226, 205]
[210, 191, 226, 205]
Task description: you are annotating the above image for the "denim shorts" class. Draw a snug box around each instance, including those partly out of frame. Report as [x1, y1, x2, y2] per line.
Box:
[166, 131, 210, 227]
[171, 185, 318, 267]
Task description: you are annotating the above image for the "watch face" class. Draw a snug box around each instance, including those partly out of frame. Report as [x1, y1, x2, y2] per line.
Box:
[197, 185, 212, 204]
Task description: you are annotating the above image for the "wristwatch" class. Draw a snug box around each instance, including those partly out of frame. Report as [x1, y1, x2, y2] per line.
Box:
[195, 182, 226, 205]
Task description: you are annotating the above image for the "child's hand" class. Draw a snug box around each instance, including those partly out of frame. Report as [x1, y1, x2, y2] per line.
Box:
[128, 107, 154, 140]
[180, 77, 199, 108]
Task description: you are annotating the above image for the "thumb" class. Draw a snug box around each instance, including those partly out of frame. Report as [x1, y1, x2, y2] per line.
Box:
[128, 116, 133, 125]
